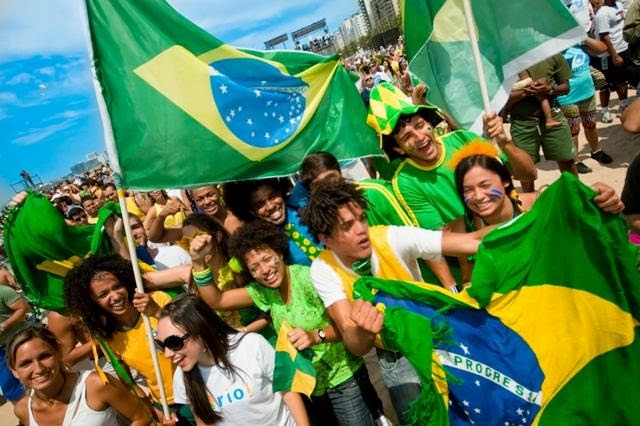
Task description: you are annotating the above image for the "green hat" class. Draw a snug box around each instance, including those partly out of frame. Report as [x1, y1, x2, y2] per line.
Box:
[366, 82, 444, 135]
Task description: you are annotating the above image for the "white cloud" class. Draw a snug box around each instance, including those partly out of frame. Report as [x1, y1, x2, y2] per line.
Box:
[0, 0, 358, 61]
[5, 72, 35, 85]
[0, 0, 87, 61]
[38, 66, 55, 76]
[0, 92, 19, 104]
[11, 113, 80, 146]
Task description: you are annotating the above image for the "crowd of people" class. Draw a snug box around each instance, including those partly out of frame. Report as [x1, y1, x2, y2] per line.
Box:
[0, 1, 639, 425]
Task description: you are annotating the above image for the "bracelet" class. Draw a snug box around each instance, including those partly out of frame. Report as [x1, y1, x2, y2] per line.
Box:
[192, 267, 213, 287]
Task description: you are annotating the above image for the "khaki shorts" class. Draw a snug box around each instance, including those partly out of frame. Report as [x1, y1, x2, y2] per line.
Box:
[511, 111, 575, 163]
[559, 95, 597, 136]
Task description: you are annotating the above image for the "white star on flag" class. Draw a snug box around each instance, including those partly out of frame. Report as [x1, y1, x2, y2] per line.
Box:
[225, 116, 231, 123]
[516, 408, 524, 416]
[238, 106, 243, 112]
[265, 132, 270, 139]
[251, 131, 255, 137]
[254, 89, 261, 97]
[474, 380, 480, 386]
[474, 408, 481, 414]
[267, 100, 273, 106]
[278, 116, 284, 123]
[463, 400, 470, 407]
[219, 84, 228, 94]
[460, 343, 470, 355]
[247, 118, 253, 125]
[290, 118, 295, 124]
[230, 110, 236, 117]
[261, 80, 267, 86]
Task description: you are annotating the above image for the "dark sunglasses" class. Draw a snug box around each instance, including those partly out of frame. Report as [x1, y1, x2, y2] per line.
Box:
[154, 333, 190, 351]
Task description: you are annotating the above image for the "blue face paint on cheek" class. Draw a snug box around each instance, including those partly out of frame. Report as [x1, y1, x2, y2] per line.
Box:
[488, 188, 504, 199]
[463, 195, 472, 205]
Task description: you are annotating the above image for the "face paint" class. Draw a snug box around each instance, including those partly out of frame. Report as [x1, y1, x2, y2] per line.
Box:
[488, 188, 504, 200]
[463, 195, 472, 205]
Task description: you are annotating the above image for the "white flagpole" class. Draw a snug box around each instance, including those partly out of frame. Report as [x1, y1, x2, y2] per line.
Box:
[461, 0, 492, 113]
[79, 0, 171, 418]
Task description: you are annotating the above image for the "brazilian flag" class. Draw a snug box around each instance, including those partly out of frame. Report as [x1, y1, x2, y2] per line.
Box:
[354, 174, 640, 425]
[272, 321, 316, 397]
[85, 0, 380, 189]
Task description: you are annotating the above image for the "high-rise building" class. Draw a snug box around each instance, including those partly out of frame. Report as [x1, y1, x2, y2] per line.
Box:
[338, 12, 368, 47]
[358, 0, 399, 31]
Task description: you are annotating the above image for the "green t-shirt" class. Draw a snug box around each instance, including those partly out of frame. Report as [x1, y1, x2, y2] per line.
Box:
[245, 264, 362, 395]
[358, 179, 415, 227]
[510, 54, 572, 123]
[0, 286, 26, 346]
[392, 129, 483, 230]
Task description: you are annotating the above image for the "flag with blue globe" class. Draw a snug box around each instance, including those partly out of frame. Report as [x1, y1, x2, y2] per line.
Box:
[86, 0, 380, 189]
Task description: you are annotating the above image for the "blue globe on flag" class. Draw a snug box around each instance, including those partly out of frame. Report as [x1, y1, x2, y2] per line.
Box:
[209, 58, 308, 148]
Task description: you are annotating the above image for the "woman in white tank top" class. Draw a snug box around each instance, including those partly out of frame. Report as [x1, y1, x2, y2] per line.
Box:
[6, 326, 154, 426]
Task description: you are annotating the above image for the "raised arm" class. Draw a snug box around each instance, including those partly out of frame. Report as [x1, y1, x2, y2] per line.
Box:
[189, 234, 254, 310]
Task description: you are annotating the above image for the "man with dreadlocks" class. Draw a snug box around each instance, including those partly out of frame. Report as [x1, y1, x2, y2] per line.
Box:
[300, 179, 489, 424]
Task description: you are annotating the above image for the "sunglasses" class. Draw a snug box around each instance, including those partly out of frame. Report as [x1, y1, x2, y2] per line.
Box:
[154, 333, 190, 351]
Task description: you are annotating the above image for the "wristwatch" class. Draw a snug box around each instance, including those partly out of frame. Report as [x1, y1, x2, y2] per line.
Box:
[317, 329, 326, 343]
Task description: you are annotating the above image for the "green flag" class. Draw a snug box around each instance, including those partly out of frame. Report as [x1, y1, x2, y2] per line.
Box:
[402, 0, 585, 132]
[85, 0, 380, 189]
[353, 173, 639, 424]
[2, 193, 115, 312]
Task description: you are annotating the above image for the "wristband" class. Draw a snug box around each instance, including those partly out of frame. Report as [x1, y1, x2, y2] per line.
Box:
[192, 267, 213, 287]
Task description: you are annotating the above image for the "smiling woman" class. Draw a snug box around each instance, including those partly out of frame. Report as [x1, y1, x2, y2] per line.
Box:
[6, 326, 153, 425]
[63, 255, 193, 423]
[156, 294, 309, 425]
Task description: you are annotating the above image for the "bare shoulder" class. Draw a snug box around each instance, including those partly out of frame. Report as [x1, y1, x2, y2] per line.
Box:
[13, 396, 29, 425]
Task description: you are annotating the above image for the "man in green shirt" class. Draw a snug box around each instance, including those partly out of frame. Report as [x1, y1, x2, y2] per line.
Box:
[366, 83, 535, 283]
[507, 53, 576, 192]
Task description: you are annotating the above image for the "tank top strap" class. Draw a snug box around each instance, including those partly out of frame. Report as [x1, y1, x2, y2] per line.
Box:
[61, 371, 90, 426]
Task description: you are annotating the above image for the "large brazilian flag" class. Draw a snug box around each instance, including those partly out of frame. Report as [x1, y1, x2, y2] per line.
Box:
[85, 0, 380, 189]
[354, 174, 640, 425]
[402, 0, 585, 132]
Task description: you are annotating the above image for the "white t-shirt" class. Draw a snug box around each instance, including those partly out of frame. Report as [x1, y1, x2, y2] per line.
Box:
[153, 245, 191, 270]
[595, 2, 629, 56]
[565, 0, 594, 33]
[310, 226, 443, 308]
[173, 333, 294, 426]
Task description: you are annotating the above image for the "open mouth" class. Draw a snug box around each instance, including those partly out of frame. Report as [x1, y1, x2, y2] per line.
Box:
[263, 270, 279, 286]
[110, 300, 126, 312]
[267, 208, 284, 223]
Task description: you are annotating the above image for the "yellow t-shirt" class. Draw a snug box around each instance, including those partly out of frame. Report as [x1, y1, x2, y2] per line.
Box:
[108, 291, 174, 403]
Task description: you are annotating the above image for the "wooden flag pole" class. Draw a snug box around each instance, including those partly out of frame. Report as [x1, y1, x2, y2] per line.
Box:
[79, 0, 171, 419]
[461, 0, 492, 114]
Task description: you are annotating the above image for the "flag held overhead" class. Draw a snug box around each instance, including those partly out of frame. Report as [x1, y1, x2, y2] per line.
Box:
[85, 0, 380, 189]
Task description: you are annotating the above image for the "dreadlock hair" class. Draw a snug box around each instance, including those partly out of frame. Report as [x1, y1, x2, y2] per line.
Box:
[300, 179, 367, 243]
[159, 294, 242, 425]
[299, 152, 342, 189]
[64, 254, 137, 339]
[221, 178, 291, 223]
[454, 154, 523, 228]
[228, 220, 290, 280]
[183, 213, 230, 261]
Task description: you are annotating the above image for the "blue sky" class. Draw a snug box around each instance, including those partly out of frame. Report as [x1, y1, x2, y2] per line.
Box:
[0, 0, 359, 204]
